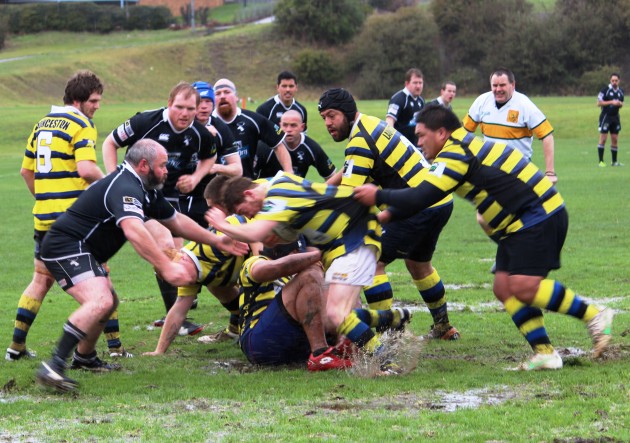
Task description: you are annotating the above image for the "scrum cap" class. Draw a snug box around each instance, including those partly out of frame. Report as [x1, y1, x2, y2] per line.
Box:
[192, 81, 215, 105]
[318, 88, 357, 124]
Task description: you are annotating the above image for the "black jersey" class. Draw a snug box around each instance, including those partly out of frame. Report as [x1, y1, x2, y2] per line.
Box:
[110, 108, 217, 198]
[256, 95, 308, 129]
[254, 133, 336, 180]
[212, 108, 285, 178]
[42, 162, 176, 264]
[598, 84, 625, 117]
[386, 88, 425, 145]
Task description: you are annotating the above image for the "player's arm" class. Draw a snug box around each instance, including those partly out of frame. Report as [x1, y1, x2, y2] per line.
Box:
[249, 249, 322, 282]
[385, 116, 396, 127]
[272, 141, 293, 173]
[541, 134, 557, 183]
[162, 212, 249, 256]
[326, 171, 342, 185]
[206, 207, 278, 243]
[145, 295, 196, 355]
[120, 217, 193, 287]
[76, 159, 104, 183]
[210, 153, 243, 177]
[20, 168, 35, 196]
[102, 133, 121, 174]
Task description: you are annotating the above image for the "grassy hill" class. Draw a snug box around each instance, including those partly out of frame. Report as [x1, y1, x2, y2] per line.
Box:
[0, 24, 331, 106]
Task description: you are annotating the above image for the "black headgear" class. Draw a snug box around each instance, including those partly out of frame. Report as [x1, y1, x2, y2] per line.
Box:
[318, 88, 357, 125]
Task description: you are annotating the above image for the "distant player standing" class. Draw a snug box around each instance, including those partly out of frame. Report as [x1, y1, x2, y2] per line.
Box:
[597, 73, 624, 166]
[386, 68, 425, 145]
[256, 71, 308, 128]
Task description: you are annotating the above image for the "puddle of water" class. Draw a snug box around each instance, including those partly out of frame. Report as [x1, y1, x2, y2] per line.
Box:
[433, 386, 517, 412]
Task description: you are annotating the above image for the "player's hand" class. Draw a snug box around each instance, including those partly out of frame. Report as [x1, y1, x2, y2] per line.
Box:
[159, 262, 195, 287]
[216, 235, 250, 256]
[353, 184, 379, 206]
[142, 351, 164, 357]
[205, 206, 227, 229]
[376, 210, 392, 224]
[176, 174, 197, 194]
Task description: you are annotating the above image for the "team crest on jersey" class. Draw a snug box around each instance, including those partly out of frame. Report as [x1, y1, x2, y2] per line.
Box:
[261, 198, 287, 214]
[183, 135, 191, 147]
[507, 110, 520, 123]
[342, 159, 354, 178]
[428, 162, 446, 177]
[116, 120, 134, 142]
[296, 151, 305, 162]
[159, 133, 170, 142]
[236, 122, 246, 133]
[123, 196, 141, 206]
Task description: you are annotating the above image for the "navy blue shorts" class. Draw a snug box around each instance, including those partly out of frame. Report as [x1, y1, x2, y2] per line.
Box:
[239, 291, 310, 366]
[165, 195, 209, 228]
[495, 208, 568, 277]
[33, 230, 47, 260]
[380, 202, 453, 264]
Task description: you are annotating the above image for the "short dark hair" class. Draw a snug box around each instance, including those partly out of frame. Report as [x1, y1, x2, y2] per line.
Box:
[611, 72, 620, 79]
[222, 176, 256, 214]
[416, 103, 462, 132]
[277, 71, 297, 85]
[405, 68, 423, 82]
[441, 81, 456, 90]
[490, 67, 515, 84]
[63, 70, 103, 105]
[204, 175, 230, 206]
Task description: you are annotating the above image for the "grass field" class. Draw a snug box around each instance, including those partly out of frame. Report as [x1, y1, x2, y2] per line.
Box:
[0, 95, 629, 442]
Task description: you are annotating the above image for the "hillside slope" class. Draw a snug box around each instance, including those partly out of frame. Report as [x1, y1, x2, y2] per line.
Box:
[0, 25, 330, 106]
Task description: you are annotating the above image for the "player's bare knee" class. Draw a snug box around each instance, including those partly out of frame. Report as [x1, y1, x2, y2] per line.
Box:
[34, 261, 55, 288]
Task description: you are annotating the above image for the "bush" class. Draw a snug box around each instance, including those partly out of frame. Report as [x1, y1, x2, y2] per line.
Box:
[348, 7, 439, 99]
[3, 4, 172, 34]
[274, 0, 366, 45]
[579, 66, 623, 96]
[293, 49, 341, 86]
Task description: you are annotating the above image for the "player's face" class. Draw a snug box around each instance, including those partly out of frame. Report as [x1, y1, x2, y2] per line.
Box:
[280, 114, 304, 146]
[406, 75, 424, 97]
[168, 92, 197, 131]
[415, 123, 443, 161]
[234, 191, 262, 218]
[215, 86, 238, 120]
[320, 109, 350, 142]
[611, 75, 620, 88]
[145, 150, 169, 190]
[491, 74, 514, 104]
[441, 85, 457, 104]
[277, 79, 297, 105]
[196, 98, 213, 125]
[77, 92, 102, 119]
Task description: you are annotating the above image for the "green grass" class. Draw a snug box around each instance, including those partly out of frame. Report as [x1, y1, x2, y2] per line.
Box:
[1, 31, 629, 442]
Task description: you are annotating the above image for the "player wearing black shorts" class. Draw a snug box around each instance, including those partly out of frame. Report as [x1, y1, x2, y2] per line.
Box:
[102, 82, 218, 333]
[36, 140, 247, 392]
[320, 88, 458, 341]
[597, 73, 624, 166]
[354, 103, 615, 371]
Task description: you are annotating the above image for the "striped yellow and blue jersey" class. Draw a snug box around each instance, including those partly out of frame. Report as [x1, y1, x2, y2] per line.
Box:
[178, 214, 250, 296]
[238, 255, 290, 334]
[254, 172, 381, 269]
[463, 90, 553, 159]
[341, 113, 452, 208]
[377, 128, 565, 239]
[21, 105, 98, 231]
